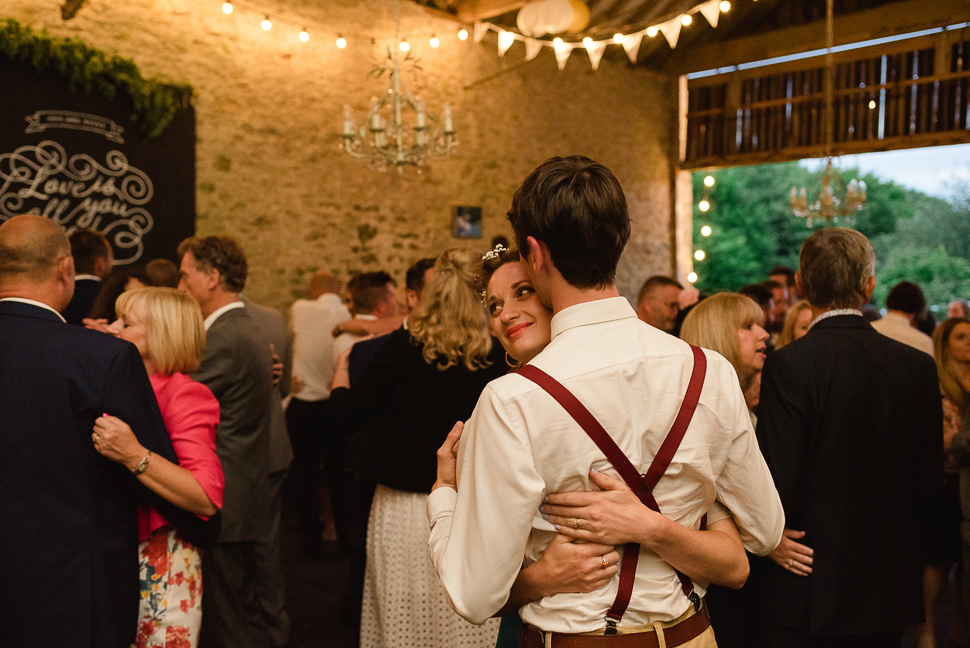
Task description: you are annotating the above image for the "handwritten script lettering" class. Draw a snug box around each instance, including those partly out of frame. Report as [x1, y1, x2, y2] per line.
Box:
[0, 141, 154, 264]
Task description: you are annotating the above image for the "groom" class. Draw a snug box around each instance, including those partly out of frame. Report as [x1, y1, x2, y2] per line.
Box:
[428, 156, 783, 642]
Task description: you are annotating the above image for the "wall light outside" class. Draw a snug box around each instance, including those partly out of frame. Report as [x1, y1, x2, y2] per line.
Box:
[430, 36, 440, 48]
[719, 1, 731, 11]
[701, 225, 712, 236]
[646, 26, 659, 37]
[694, 250, 706, 261]
[681, 14, 692, 26]
[222, 2, 233, 15]
[336, 36, 347, 49]
[299, 29, 309, 42]
[458, 28, 469, 40]
[688, 272, 698, 283]
[400, 41, 410, 52]
[704, 175, 715, 187]
[698, 199, 710, 212]
[261, 16, 272, 31]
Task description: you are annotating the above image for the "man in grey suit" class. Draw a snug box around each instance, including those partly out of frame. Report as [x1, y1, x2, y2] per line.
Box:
[178, 236, 275, 648]
[240, 294, 293, 648]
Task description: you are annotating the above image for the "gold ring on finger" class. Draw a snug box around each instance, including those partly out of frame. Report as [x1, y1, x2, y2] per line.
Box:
[602, 556, 609, 568]
[572, 518, 581, 530]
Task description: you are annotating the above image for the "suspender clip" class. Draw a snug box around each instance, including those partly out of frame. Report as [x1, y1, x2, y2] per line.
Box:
[688, 590, 701, 612]
[605, 618, 618, 636]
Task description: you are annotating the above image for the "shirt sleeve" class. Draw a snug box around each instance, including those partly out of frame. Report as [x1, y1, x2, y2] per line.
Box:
[711, 357, 785, 556]
[426, 383, 546, 625]
[166, 378, 224, 509]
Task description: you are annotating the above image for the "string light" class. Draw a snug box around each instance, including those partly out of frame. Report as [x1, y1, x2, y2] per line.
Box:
[868, 99, 876, 109]
[299, 28, 309, 42]
[458, 28, 468, 40]
[430, 35, 440, 48]
[553, 37, 563, 46]
[681, 14, 693, 26]
[613, 33, 623, 43]
[261, 15, 272, 31]
[399, 40, 410, 52]
[688, 272, 698, 283]
[222, 2, 233, 15]
[583, 37, 593, 46]
[647, 26, 659, 37]
[719, 0, 731, 11]
[694, 250, 706, 261]
[701, 225, 712, 236]
[336, 35, 347, 48]
[698, 199, 710, 212]
[704, 175, 715, 187]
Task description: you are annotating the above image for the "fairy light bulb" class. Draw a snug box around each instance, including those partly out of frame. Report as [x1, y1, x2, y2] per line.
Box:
[694, 250, 706, 261]
[681, 14, 692, 26]
[430, 35, 440, 48]
[583, 37, 593, 47]
[704, 175, 715, 187]
[336, 36, 347, 49]
[688, 272, 698, 283]
[698, 200, 710, 212]
[261, 16, 272, 31]
[553, 37, 563, 46]
[458, 28, 468, 40]
[719, 0, 731, 11]
[222, 2, 233, 15]
[647, 26, 659, 37]
[299, 28, 309, 42]
[400, 40, 410, 52]
[701, 225, 712, 237]
[613, 33, 623, 43]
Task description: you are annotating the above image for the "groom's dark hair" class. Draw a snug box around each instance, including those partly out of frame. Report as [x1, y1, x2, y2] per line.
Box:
[507, 156, 630, 289]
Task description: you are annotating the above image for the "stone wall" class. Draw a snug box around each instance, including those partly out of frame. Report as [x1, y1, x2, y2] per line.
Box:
[5, 0, 677, 310]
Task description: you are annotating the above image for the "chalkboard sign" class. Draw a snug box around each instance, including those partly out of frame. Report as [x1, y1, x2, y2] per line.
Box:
[0, 58, 195, 265]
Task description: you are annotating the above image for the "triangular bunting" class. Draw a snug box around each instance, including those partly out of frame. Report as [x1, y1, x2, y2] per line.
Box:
[497, 30, 516, 57]
[698, 0, 721, 28]
[659, 16, 683, 49]
[585, 41, 606, 70]
[554, 42, 573, 70]
[525, 38, 543, 61]
[621, 32, 644, 64]
[473, 22, 489, 44]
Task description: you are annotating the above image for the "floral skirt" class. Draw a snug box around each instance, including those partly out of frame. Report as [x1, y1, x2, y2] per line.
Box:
[134, 526, 203, 648]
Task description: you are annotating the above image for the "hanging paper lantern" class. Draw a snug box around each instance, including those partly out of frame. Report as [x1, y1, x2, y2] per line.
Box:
[538, 0, 573, 35]
[566, 0, 590, 33]
[516, 1, 547, 37]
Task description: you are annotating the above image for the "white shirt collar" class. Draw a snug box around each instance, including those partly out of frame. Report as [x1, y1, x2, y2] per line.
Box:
[549, 297, 637, 341]
[0, 297, 67, 322]
[354, 314, 378, 321]
[204, 301, 245, 331]
[74, 274, 101, 282]
[809, 308, 864, 329]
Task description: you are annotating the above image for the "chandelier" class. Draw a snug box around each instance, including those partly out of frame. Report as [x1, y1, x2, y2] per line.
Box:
[340, 0, 456, 173]
[789, 0, 867, 226]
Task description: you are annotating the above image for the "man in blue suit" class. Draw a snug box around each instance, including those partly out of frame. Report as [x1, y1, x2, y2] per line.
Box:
[0, 215, 185, 648]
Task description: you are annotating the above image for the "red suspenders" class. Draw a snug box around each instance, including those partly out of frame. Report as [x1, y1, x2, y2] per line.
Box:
[518, 344, 708, 634]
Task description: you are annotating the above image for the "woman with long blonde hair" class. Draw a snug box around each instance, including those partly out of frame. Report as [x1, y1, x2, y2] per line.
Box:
[331, 248, 506, 648]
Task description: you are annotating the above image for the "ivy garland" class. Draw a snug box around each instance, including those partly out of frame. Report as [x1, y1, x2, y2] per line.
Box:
[0, 17, 193, 138]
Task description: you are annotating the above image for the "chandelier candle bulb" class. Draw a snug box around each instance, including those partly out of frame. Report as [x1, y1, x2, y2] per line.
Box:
[261, 16, 272, 31]
[222, 2, 233, 15]
[443, 103, 454, 134]
[336, 36, 347, 48]
[299, 29, 309, 42]
[370, 98, 381, 131]
[343, 105, 353, 136]
[400, 41, 410, 52]
[458, 28, 469, 40]
[430, 36, 440, 48]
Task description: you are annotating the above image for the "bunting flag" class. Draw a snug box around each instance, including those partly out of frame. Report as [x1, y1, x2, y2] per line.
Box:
[621, 32, 644, 64]
[585, 41, 606, 70]
[659, 16, 683, 49]
[497, 30, 516, 56]
[554, 43, 573, 69]
[698, 0, 721, 28]
[473, 22, 488, 44]
[524, 38, 543, 61]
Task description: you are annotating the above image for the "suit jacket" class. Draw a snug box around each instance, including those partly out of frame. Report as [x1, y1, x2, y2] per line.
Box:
[241, 296, 293, 474]
[61, 276, 101, 324]
[755, 314, 944, 636]
[0, 300, 179, 648]
[192, 307, 275, 542]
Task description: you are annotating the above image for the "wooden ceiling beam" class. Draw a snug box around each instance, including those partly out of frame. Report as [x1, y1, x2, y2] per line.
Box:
[454, 0, 526, 23]
[665, 0, 970, 75]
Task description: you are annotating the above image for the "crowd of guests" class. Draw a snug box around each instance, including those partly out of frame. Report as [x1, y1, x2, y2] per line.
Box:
[1, 154, 969, 648]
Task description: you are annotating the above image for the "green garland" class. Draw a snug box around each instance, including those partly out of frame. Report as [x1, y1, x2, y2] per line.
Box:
[0, 17, 192, 138]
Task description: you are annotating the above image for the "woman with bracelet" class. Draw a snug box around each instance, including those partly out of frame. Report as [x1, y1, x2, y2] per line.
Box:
[92, 287, 223, 648]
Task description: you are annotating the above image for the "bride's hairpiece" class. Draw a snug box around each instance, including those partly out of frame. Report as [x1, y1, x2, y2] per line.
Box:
[482, 244, 508, 262]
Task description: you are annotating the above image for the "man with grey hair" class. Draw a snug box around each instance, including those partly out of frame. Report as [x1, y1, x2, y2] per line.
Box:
[755, 227, 943, 647]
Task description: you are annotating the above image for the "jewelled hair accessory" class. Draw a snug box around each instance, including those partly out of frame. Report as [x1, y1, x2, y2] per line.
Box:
[482, 244, 508, 262]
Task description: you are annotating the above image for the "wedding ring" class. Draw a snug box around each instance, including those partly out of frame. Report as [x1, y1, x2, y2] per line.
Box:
[572, 518, 581, 530]
[602, 556, 609, 568]
[92, 433, 100, 444]
[788, 559, 794, 569]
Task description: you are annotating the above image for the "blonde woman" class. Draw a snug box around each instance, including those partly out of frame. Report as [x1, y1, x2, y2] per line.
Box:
[92, 287, 223, 648]
[775, 299, 813, 350]
[331, 249, 506, 648]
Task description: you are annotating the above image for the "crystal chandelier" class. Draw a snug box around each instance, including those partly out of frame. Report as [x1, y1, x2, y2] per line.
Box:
[340, 0, 456, 174]
[789, 0, 867, 226]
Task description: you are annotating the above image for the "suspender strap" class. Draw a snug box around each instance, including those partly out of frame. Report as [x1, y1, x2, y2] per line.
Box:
[518, 345, 708, 633]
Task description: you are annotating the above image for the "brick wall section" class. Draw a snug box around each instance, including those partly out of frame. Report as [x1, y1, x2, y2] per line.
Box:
[6, 0, 676, 309]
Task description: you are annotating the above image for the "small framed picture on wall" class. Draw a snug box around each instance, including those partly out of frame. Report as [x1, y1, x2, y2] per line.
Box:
[453, 206, 482, 239]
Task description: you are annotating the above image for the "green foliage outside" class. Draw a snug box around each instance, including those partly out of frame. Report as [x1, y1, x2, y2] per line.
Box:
[691, 160, 970, 312]
[0, 17, 191, 138]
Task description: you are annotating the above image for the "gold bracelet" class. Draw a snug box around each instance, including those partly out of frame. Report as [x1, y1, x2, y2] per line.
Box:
[132, 451, 152, 475]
